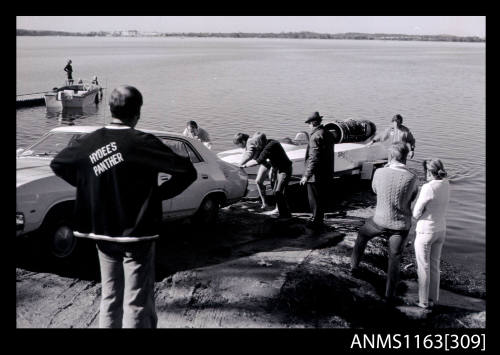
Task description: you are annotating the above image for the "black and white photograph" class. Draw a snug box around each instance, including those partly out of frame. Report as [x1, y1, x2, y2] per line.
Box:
[16, 15, 486, 339]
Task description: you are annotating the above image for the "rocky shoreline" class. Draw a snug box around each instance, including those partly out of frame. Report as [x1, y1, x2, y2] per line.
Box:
[16, 177, 485, 328]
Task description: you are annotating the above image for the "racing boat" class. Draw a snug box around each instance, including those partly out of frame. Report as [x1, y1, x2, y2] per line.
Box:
[217, 119, 389, 181]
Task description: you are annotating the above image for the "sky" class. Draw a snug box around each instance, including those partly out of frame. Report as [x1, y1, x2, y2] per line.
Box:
[17, 16, 486, 37]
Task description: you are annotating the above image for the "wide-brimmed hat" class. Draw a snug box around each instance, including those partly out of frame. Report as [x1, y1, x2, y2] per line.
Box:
[305, 111, 323, 123]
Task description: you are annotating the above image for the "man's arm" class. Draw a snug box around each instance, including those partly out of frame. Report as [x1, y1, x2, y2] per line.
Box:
[254, 143, 272, 166]
[303, 136, 320, 180]
[239, 142, 257, 166]
[200, 128, 211, 143]
[406, 130, 416, 158]
[138, 135, 197, 200]
[412, 183, 432, 219]
[50, 141, 82, 186]
[370, 127, 391, 144]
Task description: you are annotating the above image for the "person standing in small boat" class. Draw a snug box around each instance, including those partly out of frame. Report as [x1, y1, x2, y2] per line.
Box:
[183, 120, 212, 149]
[369, 114, 416, 159]
[299, 111, 335, 229]
[233, 132, 270, 210]
[64, 59, 73, 85]
[412, 159, 450, 310]
[242, 135, 293, 218]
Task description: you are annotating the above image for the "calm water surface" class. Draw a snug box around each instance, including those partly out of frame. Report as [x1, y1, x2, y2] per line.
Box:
[16, 36, 485, 273]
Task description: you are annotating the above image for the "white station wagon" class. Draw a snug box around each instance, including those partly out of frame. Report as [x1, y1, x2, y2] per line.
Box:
[16, 126, 248, 258]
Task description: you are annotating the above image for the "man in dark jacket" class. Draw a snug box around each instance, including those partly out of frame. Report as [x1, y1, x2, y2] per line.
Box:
[243, 137, 293, 218]
[299, 112, 335, 228]
[50, 85, 197, 328]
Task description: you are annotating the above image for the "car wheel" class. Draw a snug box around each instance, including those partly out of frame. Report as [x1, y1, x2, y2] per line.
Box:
[48, 221, 77, 259]
[194, 195, 220, 225]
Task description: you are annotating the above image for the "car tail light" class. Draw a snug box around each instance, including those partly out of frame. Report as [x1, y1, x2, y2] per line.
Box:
[16, 212, 24, 231]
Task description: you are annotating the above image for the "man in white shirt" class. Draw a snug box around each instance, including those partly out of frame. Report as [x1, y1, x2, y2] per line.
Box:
[182, 120, 212, 149]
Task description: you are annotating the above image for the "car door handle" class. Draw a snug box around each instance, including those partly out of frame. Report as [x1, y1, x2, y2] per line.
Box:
[202, 174, 209, 179]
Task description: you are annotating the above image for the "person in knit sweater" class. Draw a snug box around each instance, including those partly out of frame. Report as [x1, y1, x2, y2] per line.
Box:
[351, 142, 419, 302]
[412, 159, 450, 309]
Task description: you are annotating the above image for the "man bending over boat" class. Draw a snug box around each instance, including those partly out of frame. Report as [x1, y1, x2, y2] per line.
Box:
[242, 135, 293, 218]
[233, 132, 271, 210]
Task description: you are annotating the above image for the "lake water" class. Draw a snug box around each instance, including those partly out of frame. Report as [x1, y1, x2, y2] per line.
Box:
[16, 36, 485, 274]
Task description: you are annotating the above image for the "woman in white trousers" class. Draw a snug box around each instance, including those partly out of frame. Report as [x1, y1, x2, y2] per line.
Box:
[412, 159, 450, 309]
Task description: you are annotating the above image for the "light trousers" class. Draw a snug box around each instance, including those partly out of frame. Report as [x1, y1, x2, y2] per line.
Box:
[414, 230, 446, 307]
[97, 240, 157, 328]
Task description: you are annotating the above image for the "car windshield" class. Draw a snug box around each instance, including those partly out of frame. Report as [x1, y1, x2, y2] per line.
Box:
[18, 132, 86, 157]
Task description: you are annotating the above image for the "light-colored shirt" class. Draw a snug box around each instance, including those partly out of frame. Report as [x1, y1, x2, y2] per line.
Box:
[376, 124, 416, 151]
[183, 127, 212, 149]
[412, 179, 450, 233]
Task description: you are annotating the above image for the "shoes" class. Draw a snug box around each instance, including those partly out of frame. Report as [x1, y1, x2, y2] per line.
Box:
[269, 208, 292, 219]
[269, 207, 279, 215]
[415, 300, 435, 310]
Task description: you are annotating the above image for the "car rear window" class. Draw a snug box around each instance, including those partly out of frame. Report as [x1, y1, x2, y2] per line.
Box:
[160, 138, 202, 164]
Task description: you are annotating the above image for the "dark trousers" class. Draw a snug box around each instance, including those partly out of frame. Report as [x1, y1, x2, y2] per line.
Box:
[307, 180, 328, 223]
[274, 166, 292, 217]
[351, 218, 410, 298]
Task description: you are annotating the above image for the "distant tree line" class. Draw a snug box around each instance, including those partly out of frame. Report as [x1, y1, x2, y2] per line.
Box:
[16, 29, 485, 43]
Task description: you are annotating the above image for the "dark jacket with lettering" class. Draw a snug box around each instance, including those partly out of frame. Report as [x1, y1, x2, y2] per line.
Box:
[50, 126, 197, 242]
[303, 125, 335, 183]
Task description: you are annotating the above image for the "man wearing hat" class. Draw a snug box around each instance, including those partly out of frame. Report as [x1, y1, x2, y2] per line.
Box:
[369, 114, 416, 159]
[299, 111, 335, 229]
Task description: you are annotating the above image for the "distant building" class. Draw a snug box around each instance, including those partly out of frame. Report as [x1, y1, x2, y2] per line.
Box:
[141, 32, 161, 37]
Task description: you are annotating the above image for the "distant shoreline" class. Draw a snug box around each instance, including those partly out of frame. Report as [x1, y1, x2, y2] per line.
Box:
[17, 29, 485, 43]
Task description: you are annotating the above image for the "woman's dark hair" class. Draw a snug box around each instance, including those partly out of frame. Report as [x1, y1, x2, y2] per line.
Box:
[233, 133, 249, 146]
[423, 159, 447, 180]
[187, 120, 198, 129]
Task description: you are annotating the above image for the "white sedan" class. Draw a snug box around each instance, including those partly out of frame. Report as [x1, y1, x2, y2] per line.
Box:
[16, 126, 248, 258]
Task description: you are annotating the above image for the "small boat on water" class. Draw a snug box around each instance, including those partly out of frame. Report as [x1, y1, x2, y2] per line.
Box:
[44, 80, 102, 109]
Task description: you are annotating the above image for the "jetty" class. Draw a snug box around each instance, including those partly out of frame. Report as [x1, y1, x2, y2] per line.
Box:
[16, 93, 47, 109]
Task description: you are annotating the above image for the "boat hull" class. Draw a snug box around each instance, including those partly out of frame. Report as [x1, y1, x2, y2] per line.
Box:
[217, 141, 388, 178]
[44, 88, 99, 109]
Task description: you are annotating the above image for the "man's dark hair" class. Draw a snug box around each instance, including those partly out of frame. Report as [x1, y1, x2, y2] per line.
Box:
[187, 120, 198, 129]
[392, 114, 403, 123]
[233, 133, 249, 146]
[389, 142, 409, 163]
[109, 85, 143, 124]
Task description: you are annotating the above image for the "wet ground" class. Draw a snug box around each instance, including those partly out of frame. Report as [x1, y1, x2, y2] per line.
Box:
[16, 177, 485, 328]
